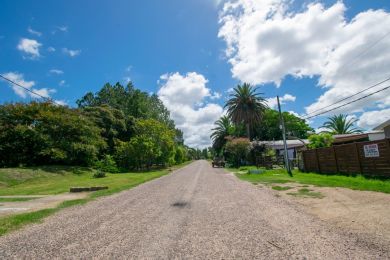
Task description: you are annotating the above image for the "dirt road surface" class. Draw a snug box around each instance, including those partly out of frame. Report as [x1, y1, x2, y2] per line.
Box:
[0, 160, 388, 259]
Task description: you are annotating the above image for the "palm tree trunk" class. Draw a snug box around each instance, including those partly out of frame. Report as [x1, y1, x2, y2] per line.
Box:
[246, 123, 251, 140]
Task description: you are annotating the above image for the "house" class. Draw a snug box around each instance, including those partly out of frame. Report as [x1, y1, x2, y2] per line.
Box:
[332, 131, 385, 145]
[373, 119, 390, 138]
[252, 139, 309, 159]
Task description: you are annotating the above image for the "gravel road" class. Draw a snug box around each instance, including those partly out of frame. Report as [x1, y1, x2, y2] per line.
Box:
[0, 160, 388, 259]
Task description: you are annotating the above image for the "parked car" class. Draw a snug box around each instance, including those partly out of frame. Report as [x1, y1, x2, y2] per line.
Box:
[212, 157, 225, 168]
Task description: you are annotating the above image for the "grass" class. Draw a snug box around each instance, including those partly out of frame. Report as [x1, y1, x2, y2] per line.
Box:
[272, 185, 293, 191]
[0, 162, 191, 236]
[0, 166, 168, 195]
[287, 188, 325, 199]
[230, 167, 390, 194]
[0, 197, 41, 202]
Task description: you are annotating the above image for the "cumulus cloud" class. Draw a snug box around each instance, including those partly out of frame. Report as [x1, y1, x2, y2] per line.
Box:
[357, 109, 390, 129]
[47, 46, 56, 52]
[1, 72, 55, 99]
[158, 72, 224, 148]
[218, 0, 390, 125]
[62, 48, 81, 57]
[59, 80, 66, 86]
[17, 38, 42, 59]
[266, 93, 296, 109]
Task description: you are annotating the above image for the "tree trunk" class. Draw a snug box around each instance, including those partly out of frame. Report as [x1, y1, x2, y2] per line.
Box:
[246, 123, 251, 140]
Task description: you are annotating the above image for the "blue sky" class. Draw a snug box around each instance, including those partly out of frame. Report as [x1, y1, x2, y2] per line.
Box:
[1, 0, 390, 147]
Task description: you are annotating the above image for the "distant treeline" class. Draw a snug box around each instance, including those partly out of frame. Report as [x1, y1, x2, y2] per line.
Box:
[0, 82, 198, 170]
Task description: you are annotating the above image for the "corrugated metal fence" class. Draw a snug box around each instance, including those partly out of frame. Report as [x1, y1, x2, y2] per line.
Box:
[302, 139, 390, 177]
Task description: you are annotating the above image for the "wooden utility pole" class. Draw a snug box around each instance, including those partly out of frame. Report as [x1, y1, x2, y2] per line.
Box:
[277, 96, 292, 177]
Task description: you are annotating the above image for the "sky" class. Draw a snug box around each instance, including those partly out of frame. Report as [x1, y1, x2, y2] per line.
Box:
[1, 0, 390, 148]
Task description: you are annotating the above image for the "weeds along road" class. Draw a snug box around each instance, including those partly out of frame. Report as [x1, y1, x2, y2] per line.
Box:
[0, 160, 388, 259]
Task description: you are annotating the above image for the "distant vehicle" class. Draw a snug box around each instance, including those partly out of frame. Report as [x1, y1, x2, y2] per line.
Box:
[212, 157, 225, 168]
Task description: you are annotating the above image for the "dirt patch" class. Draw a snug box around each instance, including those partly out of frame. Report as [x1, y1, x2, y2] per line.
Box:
[0, 193, 88, 216]
[270, 183, 390, 244]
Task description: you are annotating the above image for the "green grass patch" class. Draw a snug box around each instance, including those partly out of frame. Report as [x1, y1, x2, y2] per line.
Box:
[231, 167, 390, 193]
[0, 162, 191, 236]
[287, 188, 324, 199]
[272, 186, 293, 191]
[0, 197, 41, 202]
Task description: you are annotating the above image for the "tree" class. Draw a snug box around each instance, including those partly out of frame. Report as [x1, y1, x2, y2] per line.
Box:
[253, 109, 313, 140]
[115, 119, 176, 169]
[81, 105, 133, 154]
[225, 83, 268, 140]
[321, 114, 362, 134]
[0, 102, 105, 166]
[225, 138, 250, 167]
[210, 116, 233, 153]
[307, 133, 334, 149]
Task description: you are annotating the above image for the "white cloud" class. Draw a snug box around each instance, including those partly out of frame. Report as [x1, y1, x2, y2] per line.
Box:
[27, 27, 42, 37]
[210, 91, 222, 100]
[1, 72, 55, 99]
[54, 100, 68, 106]
[59, 80, 65, 86]
[62, 48, 81, 57]
[158, 72, 224, 148]
[52, 26, 68, 34]
[357, 109, 390, 129]
[218, 1, 390, 118]
[266, 93, 296, 109]
[49, 69, 63, 75]
[17, 38, 41, 59]
[57, 26, 68, 32]
[47, 46, 56, 52]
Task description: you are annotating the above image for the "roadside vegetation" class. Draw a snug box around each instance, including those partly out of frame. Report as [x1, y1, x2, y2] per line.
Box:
[0, 82, 201, 170]
[231, 167, 390, 193]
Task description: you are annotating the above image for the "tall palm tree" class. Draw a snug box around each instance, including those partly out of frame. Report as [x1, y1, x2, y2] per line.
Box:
[210, 116, 232, 152]
[322, 114, 362, 134]
[225, 83, 268, 140]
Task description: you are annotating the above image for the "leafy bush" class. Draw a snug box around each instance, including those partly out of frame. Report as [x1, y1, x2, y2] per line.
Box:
[93, 170, 106, 178]
[308, 133, 334, 149]
[95, 155, 119, 173]
[225, 138, 250, 167]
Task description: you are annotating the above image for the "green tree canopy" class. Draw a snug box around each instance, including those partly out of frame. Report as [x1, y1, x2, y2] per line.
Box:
[253, 109, 313, 140]
[225, 83, 268, 139]
[321, 114, 362, 134]
[0, 102, 105, 166]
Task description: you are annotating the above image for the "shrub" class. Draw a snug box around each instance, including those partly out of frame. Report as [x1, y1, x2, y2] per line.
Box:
[308, 133, 334, 149]
[93, 170, 106, 178]
[95, 155, 119, 173]
[225, 138, 250, 167]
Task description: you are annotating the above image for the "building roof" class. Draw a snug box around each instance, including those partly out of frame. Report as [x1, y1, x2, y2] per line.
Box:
[252, 139, 309, 150]
[373, 119, 390, 131]
[332, 133, 368, 144]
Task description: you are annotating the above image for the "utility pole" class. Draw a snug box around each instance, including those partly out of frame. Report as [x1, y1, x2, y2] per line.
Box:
[277, 96, 292, 177]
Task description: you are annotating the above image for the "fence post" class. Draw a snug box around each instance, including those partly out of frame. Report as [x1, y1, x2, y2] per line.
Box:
[315, 149, 321, 173]
[355, 142, 362, 174]
[333, 146, 339, 173]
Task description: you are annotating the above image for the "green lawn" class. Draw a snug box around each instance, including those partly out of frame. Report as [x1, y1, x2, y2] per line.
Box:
[0, 197, 42, 202]
[230, 167, 390, 194]
[0, 166, 168, 196]
[0, 162, 191, 236]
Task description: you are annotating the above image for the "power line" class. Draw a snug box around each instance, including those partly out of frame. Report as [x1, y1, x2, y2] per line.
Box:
[302, 30, 390, 118]
[336, 30, 390, 75]
[0, 74, 53, 103]
[304, 84, 390, 120]
[303, 76, 390, 117]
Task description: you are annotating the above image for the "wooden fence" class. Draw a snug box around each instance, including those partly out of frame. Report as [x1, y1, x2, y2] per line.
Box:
[302, 138, 390, 177]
